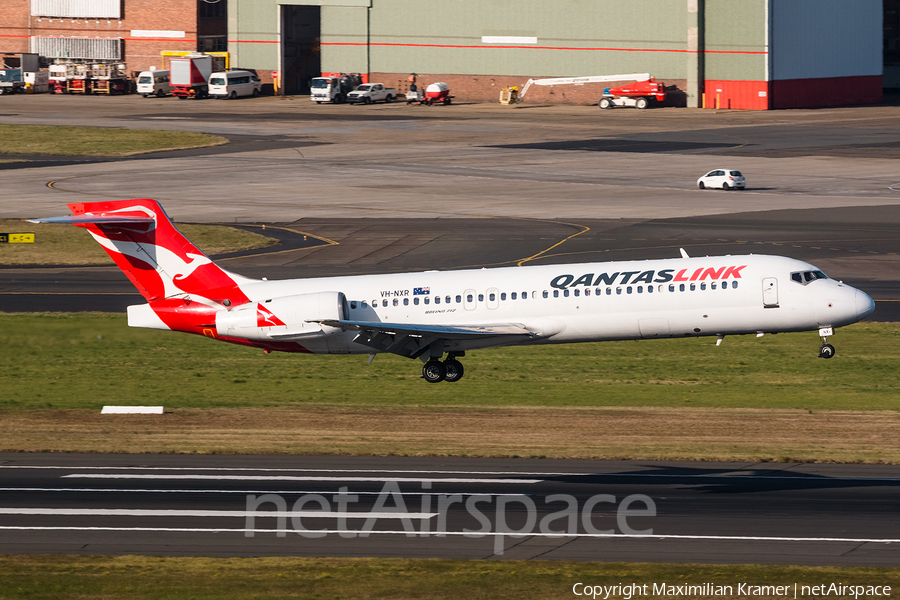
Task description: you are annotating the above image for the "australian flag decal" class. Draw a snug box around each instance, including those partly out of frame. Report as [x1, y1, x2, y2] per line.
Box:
[413, 287, 430, 296]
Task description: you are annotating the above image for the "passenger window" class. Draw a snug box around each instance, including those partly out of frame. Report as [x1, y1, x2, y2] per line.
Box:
[700, 283, 706, 290]
[679, 284, 685, 292]
[669, 284, 675, 292]
[563, 289, 569, 297]
[393, 298, 399, 307]
[606, 288, 612, 295]
[403, 298, 409, 306]
[543, 291, 549, 299]
[350, 301, 357, 309]
[616, 287, 622, 295]
[435, 297, 441, 304]
[585, 289, 591, 296]
[445, 296, 451, 304]
[511, 292, 517, 300]
[522, 291, 528, 299]
[362, 301, 368, 308]
[489, 293, 496, 301]
[573, 289, 580, 297]
[382, 299, 388, 307]
[456, 295, 462, 303]
[626, 286, 632, 294]
[501, 292, 507, 301]
[372, 299, 377, 306]
[732, 281, 739, 289]
[478, 294, 484, 302]
[467, 294, 474, 303]
[648, 286, 653, 293]
[414, 298, 419, 305]
[711, 282, 717, 289]
[637, 286, 643, 293]
[690, 284, 696, 291]
[424, 297, 430, 304]
[553, 290, 560, 298]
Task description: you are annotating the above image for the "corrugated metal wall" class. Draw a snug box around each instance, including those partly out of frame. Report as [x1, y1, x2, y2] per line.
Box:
[363, 0, 688, 78]
[31, 37, 122, 60]
[771, 0, 881, 81]
[30, 0, 121, 19]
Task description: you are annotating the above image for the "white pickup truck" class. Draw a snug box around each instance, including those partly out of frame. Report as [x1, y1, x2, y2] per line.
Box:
[346, 83, 396, 104]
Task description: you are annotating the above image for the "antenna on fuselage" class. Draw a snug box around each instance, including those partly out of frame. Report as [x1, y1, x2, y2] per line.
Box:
[679, 248, 690, 259]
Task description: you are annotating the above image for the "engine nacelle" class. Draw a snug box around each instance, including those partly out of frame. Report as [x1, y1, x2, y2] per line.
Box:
[215, 291, 348, 341]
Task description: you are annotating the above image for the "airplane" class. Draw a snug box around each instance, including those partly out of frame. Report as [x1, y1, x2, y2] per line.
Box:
[31, 199, 876, 383]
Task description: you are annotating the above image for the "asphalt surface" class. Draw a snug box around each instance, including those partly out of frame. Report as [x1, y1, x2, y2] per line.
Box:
[1, 95, 899, 320]
[1, 95, 899, 565]
[1, 453, 898, 566]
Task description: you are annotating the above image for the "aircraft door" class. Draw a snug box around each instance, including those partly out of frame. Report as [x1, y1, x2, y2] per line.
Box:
[762, 277, 779, 308]
[464, 289, 477, 311]
[486, 287, 499, 310]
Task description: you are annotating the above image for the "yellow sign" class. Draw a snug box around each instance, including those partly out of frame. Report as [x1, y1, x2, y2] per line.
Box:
[0, 233, 35, 243]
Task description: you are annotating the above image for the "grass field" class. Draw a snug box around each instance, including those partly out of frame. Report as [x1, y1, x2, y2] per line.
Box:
[1, 315, 898, 461]
[1, 314, 896, 411]
[1, 556, 897, 600]
[0, 220, 276, 265]
[0, 124, 227, 156]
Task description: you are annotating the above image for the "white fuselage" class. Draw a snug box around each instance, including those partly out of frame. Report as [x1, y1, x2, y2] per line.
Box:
[222, 254, 872, 355]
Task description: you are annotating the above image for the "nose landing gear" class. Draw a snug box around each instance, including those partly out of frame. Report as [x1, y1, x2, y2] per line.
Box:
[421, 352, 466, 383]
[818, 327, 835, 359]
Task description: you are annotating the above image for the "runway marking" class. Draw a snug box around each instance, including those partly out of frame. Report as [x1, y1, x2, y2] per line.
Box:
[61, 475, 543, 484]
[0, 508, 437, 519]
[3, 465, 900, 482]
[0, 526, 897, 545]
[0, 488, 528, 497]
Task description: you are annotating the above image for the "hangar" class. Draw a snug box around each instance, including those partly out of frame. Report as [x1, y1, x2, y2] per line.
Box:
[229, 0, 883, 109]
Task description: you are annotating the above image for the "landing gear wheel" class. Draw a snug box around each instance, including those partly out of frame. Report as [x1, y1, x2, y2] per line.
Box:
[443, 359, 464, 382]
[422, 360, 446, 383]
[599, 98, 613, 109]
[722, 182, 730, 190]
[698, 181, 705, 189]
[635, 97, 649, 109]
[818, 344, 836, 359]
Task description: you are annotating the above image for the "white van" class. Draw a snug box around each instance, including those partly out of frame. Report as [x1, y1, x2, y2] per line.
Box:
[208, 70, 261, 99]
[136, 70, 171, 97]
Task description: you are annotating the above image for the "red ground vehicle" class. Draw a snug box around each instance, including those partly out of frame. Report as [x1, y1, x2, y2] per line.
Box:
[170, 54, 213, 99]
[599, 78, 666, 109]
[407, 81, 454, 105]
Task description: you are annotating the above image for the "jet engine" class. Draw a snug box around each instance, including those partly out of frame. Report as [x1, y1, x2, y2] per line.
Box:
[215, 291, 348, 341]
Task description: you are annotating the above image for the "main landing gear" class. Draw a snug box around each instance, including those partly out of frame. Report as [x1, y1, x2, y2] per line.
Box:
[421, 352, 465, 383]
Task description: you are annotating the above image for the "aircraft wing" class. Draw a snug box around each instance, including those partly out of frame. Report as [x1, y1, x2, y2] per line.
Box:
[279, 319, 538, 358]
[311, 319, 535, 339]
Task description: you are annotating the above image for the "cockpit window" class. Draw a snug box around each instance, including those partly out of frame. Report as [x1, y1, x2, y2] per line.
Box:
[791, 270, 828, 285]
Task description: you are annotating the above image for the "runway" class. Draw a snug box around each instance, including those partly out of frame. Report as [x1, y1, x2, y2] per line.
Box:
[0, 453, 898, 565]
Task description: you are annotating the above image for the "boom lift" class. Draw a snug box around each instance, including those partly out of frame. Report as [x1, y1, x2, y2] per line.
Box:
[516, 73, 665, 109]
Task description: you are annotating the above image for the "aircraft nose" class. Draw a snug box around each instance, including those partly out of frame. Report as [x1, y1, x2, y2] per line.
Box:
[856, 289, 875, 320]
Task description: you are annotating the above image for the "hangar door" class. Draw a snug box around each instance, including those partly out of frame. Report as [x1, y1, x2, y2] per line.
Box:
[281, 5, 320, 95]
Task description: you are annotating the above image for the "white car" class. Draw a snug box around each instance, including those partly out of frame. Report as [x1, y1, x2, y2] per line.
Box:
[697, 169, 746, 190]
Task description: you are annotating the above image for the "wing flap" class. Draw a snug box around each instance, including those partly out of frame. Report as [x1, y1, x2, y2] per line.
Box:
[313, 319, 535, 339]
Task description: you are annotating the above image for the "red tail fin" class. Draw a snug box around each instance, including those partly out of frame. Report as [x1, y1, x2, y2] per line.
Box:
[65, 200, 250, 306]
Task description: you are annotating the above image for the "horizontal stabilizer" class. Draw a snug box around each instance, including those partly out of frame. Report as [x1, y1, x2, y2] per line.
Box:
[28, 215, 155, 225]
